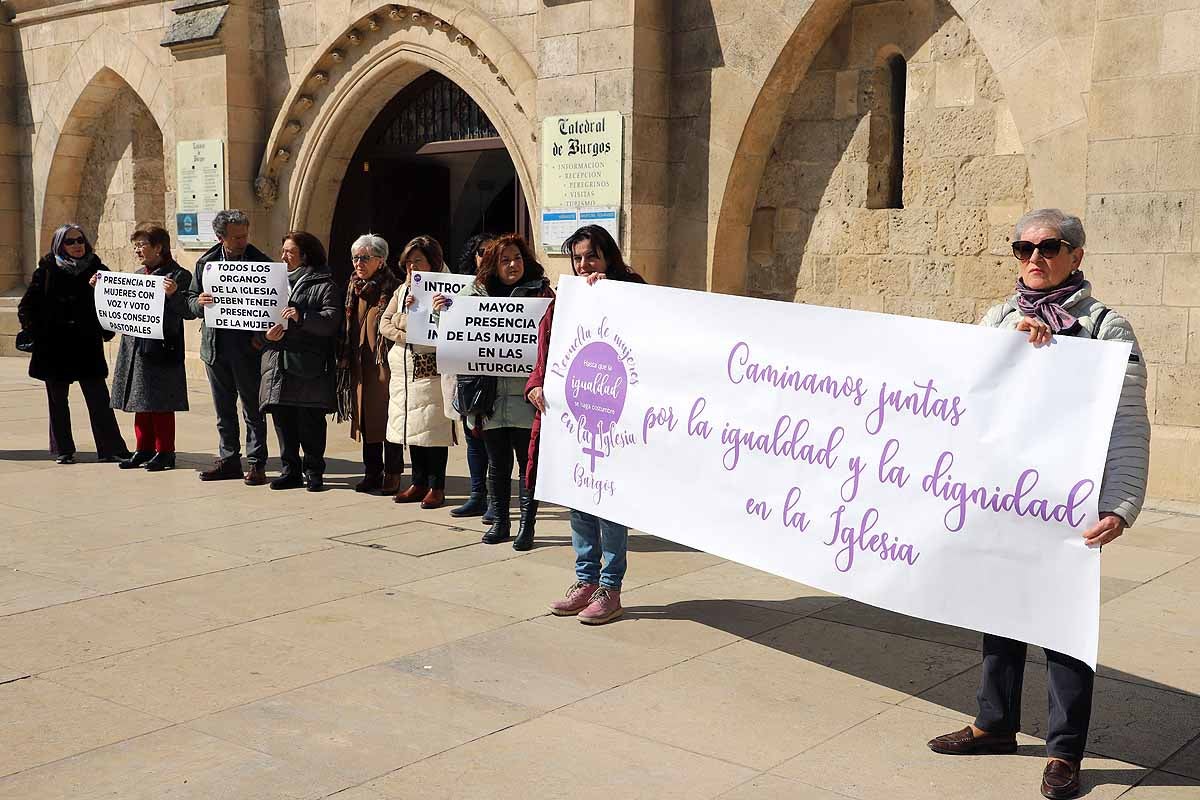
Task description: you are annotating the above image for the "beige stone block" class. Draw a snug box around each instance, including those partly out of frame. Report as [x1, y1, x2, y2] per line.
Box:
[834, 69, 858, 119]
[1090, 75, 1198, 139]
[1190, 308, 1200, 364]
[1088, 192, 1194, 254]
[1099, 0, 1200, 21]
[998, 39, 1088, 143]
[1086, 254, 1165, 306]
[933, 57, 976, 108]
[537, 33, 579, 77]
[955, 154, 1030, 206]
[591, 0, 635, 28]
[963, 0, 1049, 71]
[1156, 135, 1200, 191]
[1160, 9, 1200, 73]
[889, 208, 938, 254]
[1163, 254, 1200, 305]
[537, 74, 596, 114]
[993, 101, 1023, 155]
[1092, 15, 1163, 80]
[909, 256, 957, 296]
[1156, 364, 1200, 425]
[578, 26, 633, 73]
[905, 62, 934, 112]
[1122, 304, 1189, 364]
[632, 68, 669, 115]
[953, 255, 1015, 299]
[632, 26, 669, 73]
[937, 207, 987, 256]
[537, 0, 591, 37]
[926, 107, 994, 157]
[1087, 138, 1159, 193]
[1146, 424, 1200, 503]
[834, 254, 872, 293]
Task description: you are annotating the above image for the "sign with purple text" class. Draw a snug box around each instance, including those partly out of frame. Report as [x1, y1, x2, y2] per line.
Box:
[435, 295, 553, 377]
[406, 272, 475, 345]
[94, 272, 166, 340]
[536, 277, 1133, 667]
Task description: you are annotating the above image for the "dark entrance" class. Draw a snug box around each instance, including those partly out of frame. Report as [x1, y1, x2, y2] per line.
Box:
[329, 72, 530, 282]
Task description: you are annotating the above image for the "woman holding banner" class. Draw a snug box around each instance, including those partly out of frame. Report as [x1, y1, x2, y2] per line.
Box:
[449, 232, 497, 521]
[337, 234, 404, 493]
[259, 231, 342, 492]
[436, 234, 552, 549]
[926, 209, 1149, 800]
[378, 236, 457, 509]
[528, 225, 646, 624]
[18, 224, 131, 464]
[105, 224, 192, 472]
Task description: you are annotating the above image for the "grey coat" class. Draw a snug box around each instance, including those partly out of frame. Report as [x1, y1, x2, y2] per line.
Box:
[110, 260, 193, 413]
[980, 280, 1151, 525]
[258, 267, 343, 413]
[185, 242, 272, 365]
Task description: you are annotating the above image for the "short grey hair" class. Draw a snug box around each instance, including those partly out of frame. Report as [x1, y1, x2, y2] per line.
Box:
[1013, 208, 1086, 248]
[212, 209, 250, 237]
[351, 233, 389, 262]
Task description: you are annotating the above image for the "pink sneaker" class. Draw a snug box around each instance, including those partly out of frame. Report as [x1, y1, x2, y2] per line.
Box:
[578, 587, 623, 625]
[549, 581, 600, 616]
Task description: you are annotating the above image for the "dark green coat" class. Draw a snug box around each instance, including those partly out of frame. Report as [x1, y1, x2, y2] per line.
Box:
[258, 267, 343, 412]
[185, 242, 272, 365]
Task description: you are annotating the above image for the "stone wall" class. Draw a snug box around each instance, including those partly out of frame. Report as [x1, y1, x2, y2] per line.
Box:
[748, 0, 1032, 326]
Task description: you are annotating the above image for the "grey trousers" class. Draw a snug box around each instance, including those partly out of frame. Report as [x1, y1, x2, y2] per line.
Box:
[205, 349, 268, 465]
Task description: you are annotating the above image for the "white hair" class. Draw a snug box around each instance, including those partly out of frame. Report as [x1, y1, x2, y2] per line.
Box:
[351, 233, 389, 262]
[1013, 208, 1086, 247]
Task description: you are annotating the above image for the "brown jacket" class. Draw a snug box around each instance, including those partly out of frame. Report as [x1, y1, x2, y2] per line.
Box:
[345, 296, 392, 443]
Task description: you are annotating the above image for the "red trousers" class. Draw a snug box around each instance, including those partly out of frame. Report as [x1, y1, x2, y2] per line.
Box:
[133, 411, 175, 453]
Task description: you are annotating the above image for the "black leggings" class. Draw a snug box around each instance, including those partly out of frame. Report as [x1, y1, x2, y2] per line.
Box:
[409, 445, 448, 489]
[482, 426, 531, 519]
[362, 440, 403, 475]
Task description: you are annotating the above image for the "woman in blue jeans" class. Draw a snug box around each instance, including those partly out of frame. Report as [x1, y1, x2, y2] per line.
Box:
[525, 225, 645, 625]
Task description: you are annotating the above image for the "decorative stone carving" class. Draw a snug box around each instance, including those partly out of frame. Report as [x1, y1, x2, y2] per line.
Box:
[411, 11, 424, 21]
[388, 5, 405, 20]
[330, 49, 345, 63]
[294, 95, 314, 112]
[310, 71, 329, 86]
[285, 119, 302, 135]
[275, 148, 291, 163]
[254, 176, 278, 208]
[347, 29, 363, 45]
[433, 19, 445, 29]
[367, 16, 381, 31]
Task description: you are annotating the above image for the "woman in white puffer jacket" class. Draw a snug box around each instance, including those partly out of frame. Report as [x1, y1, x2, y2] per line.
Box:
[378, 236, 457, 509]
[927, 209, 1150, 800]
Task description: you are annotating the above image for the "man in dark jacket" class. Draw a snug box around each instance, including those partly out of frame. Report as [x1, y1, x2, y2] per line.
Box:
[185, 209, 273, 485]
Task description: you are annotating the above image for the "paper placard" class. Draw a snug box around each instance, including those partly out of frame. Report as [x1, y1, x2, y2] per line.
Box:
[536, 277, 1133, 668]
[540, 207, 620, 249]
[406, 272, 476, 345]
[175, 140, 225, 250]
[94, 272, 166, 340]
[202, 261, 289, 331]
[436, 295, 552, 377]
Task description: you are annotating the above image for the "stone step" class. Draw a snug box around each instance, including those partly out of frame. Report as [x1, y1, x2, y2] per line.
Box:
[0, 306, 19, 335]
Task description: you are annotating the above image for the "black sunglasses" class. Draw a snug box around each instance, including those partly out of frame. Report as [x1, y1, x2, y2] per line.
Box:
[1012, 238, 1072, 261]
[475, 247, 487, 256]
[62, 236, 86, 246]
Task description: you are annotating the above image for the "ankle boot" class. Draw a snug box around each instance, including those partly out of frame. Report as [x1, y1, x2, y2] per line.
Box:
[143, 452, 176, 472]
[481, 474, 511, 544]
[513, 491, 537, 551]
[450, 492, 487, 517]
[119, 450, 154, 469]
[379, 472, 403, 495]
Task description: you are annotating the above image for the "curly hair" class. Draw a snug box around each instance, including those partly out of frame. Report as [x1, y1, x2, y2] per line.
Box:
[454, 232, 497, 276]
[475, 234, 545, 296]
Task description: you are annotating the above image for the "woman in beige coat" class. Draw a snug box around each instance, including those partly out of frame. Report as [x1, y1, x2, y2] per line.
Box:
[379, 235, 457, 509]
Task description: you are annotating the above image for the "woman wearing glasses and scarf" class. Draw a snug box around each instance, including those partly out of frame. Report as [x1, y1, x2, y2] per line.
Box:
[17, 224, 131, 464]
[926, 209, 1150, 800]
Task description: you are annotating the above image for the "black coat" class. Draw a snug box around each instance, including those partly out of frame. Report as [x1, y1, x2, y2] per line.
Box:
[18, 253, 112, 383]
[110, 260, 193, 413]
[185, 242, 272, 365]
[258, 267, 343, 412]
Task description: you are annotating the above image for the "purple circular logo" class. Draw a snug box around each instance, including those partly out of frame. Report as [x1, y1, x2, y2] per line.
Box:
[565, 341, 627, 435]
[412, 273, 422, 283]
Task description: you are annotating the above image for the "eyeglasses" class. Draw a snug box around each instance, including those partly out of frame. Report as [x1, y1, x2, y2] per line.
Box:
[132, 242, 150, 252]
[350, 255, 375, 264]
[1012, 238, 1072, 261]
[62, 237, 86, 246]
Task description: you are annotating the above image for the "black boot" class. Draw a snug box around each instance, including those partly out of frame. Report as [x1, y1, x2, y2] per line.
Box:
[513, 489, 537, 551]
[450, 492, 487, 517]
[143, 452, 176, 472]
[481, 474, 511, 544]
[119, 450, 154, 469]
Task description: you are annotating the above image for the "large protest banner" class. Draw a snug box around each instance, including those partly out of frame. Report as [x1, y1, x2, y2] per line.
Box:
[436, 295, 552, 377]
[94, 272, 166, 340]
[202, 261, 289, 331]
[406, 272, 475, 345]
[536, 277, 1132, 667]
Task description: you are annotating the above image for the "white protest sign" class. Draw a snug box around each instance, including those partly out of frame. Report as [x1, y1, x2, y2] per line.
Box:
[537, 277, 1133, 668]
[202, 261, 289, 331]
[94, 272, 166, 340]
[436, 295, 552, 377]
[406, 272, 475, 345]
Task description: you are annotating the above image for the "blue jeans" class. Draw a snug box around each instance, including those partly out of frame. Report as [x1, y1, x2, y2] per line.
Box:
[570, 510, 628, 590]
[466, 431, 488, 494]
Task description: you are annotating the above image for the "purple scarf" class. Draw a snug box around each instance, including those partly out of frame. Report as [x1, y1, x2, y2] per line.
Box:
[1016, 270, 1086, 333]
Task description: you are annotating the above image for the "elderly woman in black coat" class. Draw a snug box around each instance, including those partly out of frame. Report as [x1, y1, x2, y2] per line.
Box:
[104, 224, 192, 472]
[17, 224, 131, 464]
[258, 231, 343, 492]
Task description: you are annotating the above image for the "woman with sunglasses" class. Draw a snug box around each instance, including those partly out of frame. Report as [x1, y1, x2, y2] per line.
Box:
[448, 232, 497, 521]
[17, 224, 131, 464]
[926, 208, 1149, 800]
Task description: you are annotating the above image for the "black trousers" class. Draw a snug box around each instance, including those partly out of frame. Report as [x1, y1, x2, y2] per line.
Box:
[206, 346, 268, 465]
[45, 379, 129, 458]
[409, 445, 448, 489]
[975, 634, 1095, 761]
[362, 440, 403, 475]
[483, 427, 531, 520]
[271, 406, 327, 477]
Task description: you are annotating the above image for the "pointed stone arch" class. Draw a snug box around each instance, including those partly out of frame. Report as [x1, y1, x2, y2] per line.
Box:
[32, 25, 171, 253]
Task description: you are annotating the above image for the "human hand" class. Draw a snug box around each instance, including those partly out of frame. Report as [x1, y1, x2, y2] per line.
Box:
[163, 278, 177, 297]
[282, 306, 301, 323]
[528, 386, 546, 412]
[432, 294, 451, 312]
[266, 323, 286, 342]
[1016, 316, 1052, 346]
[198, 292, 215, 306]
[585, 273, 607, 286]
[89, 273, 100, 288]
[1083, 512, 1125, 548]
[404, 294, 416, 309]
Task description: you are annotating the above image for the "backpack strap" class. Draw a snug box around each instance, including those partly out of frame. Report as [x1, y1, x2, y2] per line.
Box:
[1089, 306, 1110, 340]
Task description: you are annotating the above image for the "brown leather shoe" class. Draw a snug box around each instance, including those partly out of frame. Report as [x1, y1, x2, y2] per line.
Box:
[927, 726, 1017, 756]
[380, 472, 402, 495]
[199, 457, 243, 481]
[243, 465, 267, 486]
[1040, 759, 1080, 799]
[393, 484, 428, 503]
[420, 488, 445, 509]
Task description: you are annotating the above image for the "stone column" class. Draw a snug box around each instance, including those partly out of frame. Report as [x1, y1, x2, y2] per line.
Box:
[0, 19, 24, 292]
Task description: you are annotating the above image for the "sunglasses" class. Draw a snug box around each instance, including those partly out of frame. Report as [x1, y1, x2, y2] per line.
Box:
[62, 237, 86, 246]
[1012, 238, 1072, 261]
[475, 247, 487, 256]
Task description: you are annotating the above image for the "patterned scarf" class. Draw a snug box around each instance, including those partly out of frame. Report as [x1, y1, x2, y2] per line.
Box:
[1015, 269, 1086, 334]
[335, 267, 400, 423]
[51, 224, 92, 274]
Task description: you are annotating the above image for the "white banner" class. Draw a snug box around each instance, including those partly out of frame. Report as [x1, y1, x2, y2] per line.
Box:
[94, 272, 165, 340]
[406, 272, 475, 345]
[436, 295, 552, 377]
[202, 261, 289, 331]
[536, 277, 1133, 667]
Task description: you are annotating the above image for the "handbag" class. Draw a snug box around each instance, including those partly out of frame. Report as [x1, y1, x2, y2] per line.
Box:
[453, 373, 498, 418]
[15, 329, 34, 353]
[410, 350, 438, 380]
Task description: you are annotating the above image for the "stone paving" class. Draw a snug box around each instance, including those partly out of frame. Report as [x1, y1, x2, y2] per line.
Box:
[0, 357, 1197, 799]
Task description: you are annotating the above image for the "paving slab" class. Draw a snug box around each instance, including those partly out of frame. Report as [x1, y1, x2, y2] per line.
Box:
[645, 559, 848, 617]
[0, 567, 98, 616]
[1096, 771, 1200, 798]
[1161, 735, 1200, 780]
[716, 773, 855, 799]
